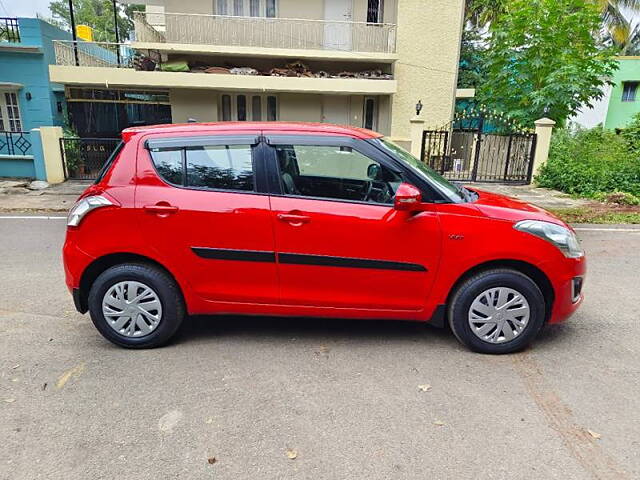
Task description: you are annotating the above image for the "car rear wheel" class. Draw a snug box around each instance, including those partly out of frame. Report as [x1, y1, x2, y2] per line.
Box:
[448, 269, 545, 354]
[88, 263, 185, 348]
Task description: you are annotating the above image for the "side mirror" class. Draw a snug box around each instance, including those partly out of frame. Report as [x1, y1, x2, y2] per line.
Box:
[394, 183, 422, 211]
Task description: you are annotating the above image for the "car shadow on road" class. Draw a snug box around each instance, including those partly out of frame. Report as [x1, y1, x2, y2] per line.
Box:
[174, 314, 456, 347]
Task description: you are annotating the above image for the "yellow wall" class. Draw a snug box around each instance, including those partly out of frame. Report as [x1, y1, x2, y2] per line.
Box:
[170, 89, 218, 123]
[390, 0, 465, 138]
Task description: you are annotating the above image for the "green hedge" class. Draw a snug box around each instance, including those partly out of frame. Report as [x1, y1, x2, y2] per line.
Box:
[536, 126, 640, 198]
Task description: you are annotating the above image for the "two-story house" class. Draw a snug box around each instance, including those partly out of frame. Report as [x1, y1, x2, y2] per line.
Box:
[48, 0, 466, 144]
[1, 17, 70, 178]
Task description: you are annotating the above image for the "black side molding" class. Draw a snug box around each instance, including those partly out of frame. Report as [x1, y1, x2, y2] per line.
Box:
[192, 247, 276, 263]
[192, 247, 427, 272]
[279, 253, 427, 272]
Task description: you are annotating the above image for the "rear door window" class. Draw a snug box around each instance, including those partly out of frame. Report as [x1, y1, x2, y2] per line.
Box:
[186, 145, 254, 191]
[148, 140, 255, 192]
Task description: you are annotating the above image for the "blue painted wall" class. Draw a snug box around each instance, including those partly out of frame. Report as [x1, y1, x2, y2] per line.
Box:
[0, 18, 71, 179]
[0, 18, 71, 133]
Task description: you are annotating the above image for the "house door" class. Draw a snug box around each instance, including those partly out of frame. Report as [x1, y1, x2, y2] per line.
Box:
[322, 96, 350, 125]
[324, 0, 352, 51]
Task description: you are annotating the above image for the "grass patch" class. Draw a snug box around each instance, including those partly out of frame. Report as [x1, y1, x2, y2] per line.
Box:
[549, 206, 640, 224]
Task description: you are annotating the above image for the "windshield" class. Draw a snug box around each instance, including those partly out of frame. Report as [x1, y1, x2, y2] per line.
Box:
[372, 137, 468, 203]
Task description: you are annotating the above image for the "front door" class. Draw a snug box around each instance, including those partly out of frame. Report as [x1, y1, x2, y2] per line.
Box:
[324, 0, 352, 50]
[266, 136, 441, 312]
[322, 96, 350, 125]
[135, 133, 279, 305]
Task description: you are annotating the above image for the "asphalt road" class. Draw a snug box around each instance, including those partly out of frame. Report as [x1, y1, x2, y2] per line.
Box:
[1, 216, 639, 480]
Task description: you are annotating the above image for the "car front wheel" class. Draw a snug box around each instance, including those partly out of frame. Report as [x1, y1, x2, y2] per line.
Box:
[87, 263, 185, 348]
[448, 269, 546, 354]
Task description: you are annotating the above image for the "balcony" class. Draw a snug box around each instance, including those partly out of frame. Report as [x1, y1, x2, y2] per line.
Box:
[133, 11, 397, 56]
[0, 17, 20, 43]
[51, 40, 397, 96]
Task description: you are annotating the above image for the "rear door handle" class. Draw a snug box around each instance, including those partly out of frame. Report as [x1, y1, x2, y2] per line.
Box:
[144, 203, 179, 215]
[277, 213, 311, 225]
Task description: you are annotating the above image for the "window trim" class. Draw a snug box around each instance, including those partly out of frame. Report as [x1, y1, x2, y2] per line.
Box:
[145, 135, 267, 195]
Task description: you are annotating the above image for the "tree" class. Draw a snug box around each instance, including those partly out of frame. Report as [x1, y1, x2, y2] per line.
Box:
[477, 0, 618, 127]
[48, 0, 142, 42]
[465, 0, 640, 49]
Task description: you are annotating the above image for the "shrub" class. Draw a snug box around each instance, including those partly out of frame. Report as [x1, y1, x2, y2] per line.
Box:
[536, 127, 640, 197]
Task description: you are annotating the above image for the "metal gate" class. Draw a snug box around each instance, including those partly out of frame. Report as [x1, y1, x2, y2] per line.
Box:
[60, 137, 120, 180]
[421, 113, 537, 184]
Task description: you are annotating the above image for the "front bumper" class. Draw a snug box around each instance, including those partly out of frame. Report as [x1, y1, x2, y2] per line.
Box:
[542, 255, 586, 324]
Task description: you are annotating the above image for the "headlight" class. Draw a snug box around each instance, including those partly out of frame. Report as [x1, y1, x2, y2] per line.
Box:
[67, 195, 115, 227]
[514, 220, 584, 258]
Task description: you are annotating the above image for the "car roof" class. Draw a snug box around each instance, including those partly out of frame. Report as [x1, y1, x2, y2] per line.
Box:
[122, 122, 382, 141]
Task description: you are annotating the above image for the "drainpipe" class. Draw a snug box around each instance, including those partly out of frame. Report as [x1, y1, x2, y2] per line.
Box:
[68, 0, 79, 66]
[112, 0, 121, 66]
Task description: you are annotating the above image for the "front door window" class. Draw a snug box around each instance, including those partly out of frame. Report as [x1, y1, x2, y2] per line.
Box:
[274, 144, 401, 204]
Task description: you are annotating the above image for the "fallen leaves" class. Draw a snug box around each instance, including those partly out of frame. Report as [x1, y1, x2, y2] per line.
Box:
[286, 449, 298, 460]
[56, 363, 86, 389]
[587, 429, 602, 440]
[433, 420, 445, 426]
[205, 417, 214, 424]
[207, 457, 217, 465]
[3, 398, 16, 403]
[418, 384, 432, 392]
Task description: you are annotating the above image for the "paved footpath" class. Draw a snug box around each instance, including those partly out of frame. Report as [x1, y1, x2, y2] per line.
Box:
[0, 216, 639, 479]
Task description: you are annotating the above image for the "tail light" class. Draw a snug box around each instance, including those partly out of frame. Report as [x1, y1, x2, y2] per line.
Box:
[67, 195, 117, 227]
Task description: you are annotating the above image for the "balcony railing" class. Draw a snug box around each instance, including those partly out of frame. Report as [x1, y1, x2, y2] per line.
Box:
[0, 131, 32, 156]
[53, 40, 160, 69]
[0, 17, 20, 43]
[133, 11, 397, 54]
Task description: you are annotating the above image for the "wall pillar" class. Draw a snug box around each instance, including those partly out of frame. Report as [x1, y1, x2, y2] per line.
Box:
[409, 116, 425, 158]
[531, 117, 556, 184]
[31, 127, 65, 184]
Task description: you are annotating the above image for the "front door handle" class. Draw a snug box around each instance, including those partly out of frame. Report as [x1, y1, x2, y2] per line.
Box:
[144, 203, 179, 215]
[277, 213, 311, 225]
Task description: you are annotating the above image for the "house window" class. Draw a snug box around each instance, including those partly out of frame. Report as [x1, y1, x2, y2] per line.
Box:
[215, 0, 276, 17]
[0, 91, 23, 132]
[367, 0, 384, 23]
[363, 96, 377, 130]
[622, 82, 638, 102]
[220, 94, 277, 121]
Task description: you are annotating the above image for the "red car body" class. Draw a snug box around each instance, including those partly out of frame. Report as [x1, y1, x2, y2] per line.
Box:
[63, 122, 585, 343]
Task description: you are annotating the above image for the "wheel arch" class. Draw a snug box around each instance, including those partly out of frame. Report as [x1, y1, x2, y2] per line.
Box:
[76, 252, 185, 314]
[445, 259, 555, 323]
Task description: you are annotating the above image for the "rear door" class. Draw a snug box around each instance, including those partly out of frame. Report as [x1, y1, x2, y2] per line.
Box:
[135, 133, 279, 305]
[265, 134, 441, 312]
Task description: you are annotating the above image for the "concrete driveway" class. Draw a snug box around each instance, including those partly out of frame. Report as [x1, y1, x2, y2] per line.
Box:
[1, 217, 639, 480]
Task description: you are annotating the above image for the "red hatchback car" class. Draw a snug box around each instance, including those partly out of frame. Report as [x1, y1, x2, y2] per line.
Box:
[63, 122, 585, 354]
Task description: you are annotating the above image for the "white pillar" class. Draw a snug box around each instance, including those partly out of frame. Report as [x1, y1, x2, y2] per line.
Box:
[531, 117, 556, 184]
[409, 116, 425, 158]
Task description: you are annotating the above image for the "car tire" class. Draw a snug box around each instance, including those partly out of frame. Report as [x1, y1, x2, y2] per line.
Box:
[88, 263, 185, 349]
[448, 269, 545, 354]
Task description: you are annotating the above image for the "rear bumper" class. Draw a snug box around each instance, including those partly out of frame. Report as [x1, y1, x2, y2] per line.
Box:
[63, 232, 95, 313]
[72, 288, 87, 313]
[543, 255, 587, 324]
